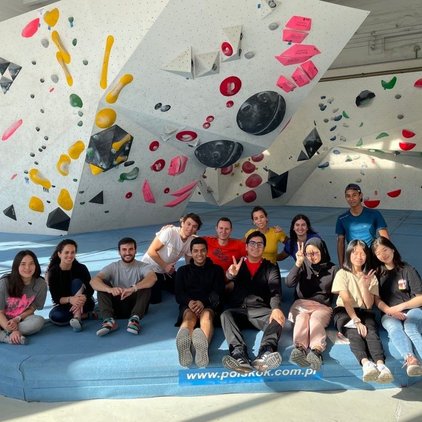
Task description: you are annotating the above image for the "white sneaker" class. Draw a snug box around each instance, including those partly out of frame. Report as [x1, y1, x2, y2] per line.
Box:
[362, 361, 379, 382]
[377, 364, 394, 384]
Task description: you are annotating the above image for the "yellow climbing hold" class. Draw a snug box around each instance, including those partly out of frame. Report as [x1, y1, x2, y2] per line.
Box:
[58, 189, 73, 211]
[100, 35, 114, 89]
[114, 155, 127, 165]
[29, 169, 52, 190]
[29, 196, 44, 212]
[111, 134, 132, 153]
[56, 154, 71, 176]
[106, 74, 134, 103]
[43, 8, 59, 27]
[52, 31, 71, 64]
[89, 163, 104, 175]
[56, 51, 73, 86]
[95, 108, 116, 128]
[68, 140, 85, 159]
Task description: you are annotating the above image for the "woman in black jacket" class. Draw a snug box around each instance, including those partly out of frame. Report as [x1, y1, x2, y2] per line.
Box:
[286, 237, 337, 370]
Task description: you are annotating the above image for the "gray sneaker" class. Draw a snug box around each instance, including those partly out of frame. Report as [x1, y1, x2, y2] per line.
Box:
[176, 328, 193, 367]
[290, 347, 309, 367]
[192, 328, 209, 368]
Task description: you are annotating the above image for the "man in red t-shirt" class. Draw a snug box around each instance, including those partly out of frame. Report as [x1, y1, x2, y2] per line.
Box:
[202, 217, 245, 275]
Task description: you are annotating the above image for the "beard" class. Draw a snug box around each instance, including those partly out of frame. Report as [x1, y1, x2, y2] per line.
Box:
[122, 254, 135, 263]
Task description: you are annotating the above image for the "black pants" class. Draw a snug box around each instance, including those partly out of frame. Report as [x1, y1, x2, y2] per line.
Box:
[221, 306, 283, 355]
[150, 273, 175, 304]
[97, 289, 151, 320]
[333, 307, 385, 364]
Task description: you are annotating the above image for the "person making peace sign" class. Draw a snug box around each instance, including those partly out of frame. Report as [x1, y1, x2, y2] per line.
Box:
[221, 231, 285, 374]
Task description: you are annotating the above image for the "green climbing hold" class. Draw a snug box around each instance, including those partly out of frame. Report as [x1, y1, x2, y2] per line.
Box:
[381, 76, 397, 90]
[69, 93, 83, 108]
[118, 167, 139, 182]
[376, 132, 389, 139]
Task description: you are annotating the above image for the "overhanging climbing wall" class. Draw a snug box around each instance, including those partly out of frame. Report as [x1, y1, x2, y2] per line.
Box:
[0, 0, 368, 234]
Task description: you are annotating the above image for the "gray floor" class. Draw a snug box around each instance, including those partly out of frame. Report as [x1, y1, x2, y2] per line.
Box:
[1, 385, 422, 422]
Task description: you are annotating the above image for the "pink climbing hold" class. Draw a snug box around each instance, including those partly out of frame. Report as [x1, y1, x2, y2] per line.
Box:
[142, 180, 155, 203]
[164, 192, 191, 207]
[21, 18, 40, 38]
[169, 180, 198, 197]
[2, 119, 23, 141]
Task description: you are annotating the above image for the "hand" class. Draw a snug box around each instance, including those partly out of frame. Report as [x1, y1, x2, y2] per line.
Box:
[120, 287, 135, 300]
[390, 311, 407, 321]
[388, 303, 406, 314]
[6, 319, 18, 332]
[360, 269, 375, 288]
[9, 330, 23, 345]
[108, 286, 124, 296]
[188, 300, 204, 316]
[269, 308, 285, 326]
[227, 256, 244, 278]
[273, 225, 283, 233]
[295, 241, 305, 266]
[164, 263, 176, 275]
[356, 321, 367, 338]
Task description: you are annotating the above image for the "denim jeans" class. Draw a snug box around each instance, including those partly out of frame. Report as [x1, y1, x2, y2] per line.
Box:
[49, 278, 94, 325]
[382, 307, 422, 360]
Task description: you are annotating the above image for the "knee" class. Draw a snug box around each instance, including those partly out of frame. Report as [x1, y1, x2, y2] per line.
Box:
[200, 309, 214, 321]
[20, 315, 45, 335]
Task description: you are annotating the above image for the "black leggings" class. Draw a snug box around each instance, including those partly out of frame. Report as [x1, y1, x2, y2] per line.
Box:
[333, 307, 385, 364]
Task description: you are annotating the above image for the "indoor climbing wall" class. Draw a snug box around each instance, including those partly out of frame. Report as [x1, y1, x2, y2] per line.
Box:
[197, 71, 422, 209]
[0, 0, 368, 234]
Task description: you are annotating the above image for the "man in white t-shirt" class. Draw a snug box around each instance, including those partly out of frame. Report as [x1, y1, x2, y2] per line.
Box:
[141, 213, 202, 303]
[90, 237, 156, 336]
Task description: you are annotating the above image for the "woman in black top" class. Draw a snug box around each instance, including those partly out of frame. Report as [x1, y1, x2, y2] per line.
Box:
[286, 237, 337, 370]
[47, 239, 95, 332]
[372, 236, 422, 377]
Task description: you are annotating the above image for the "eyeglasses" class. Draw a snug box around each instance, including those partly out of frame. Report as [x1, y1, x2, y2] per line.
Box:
[305, 251, 320, 257]
[248, 241, 265, 248]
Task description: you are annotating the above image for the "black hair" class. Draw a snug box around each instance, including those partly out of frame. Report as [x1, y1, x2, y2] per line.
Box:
[48, 239, 78, 271]
[245, 230, 266, 247]
[190, 237, 208, 252]
[250, 206, 267, 220]
[343, 239, 372, 273]
[118, 237, 137, 250]
[371, 236, 405, 276]
[288, 214, 317, 253]
[5, 250, 41, 297]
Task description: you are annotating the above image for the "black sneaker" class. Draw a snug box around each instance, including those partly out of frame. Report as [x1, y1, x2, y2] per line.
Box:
[222, 350, 254, 374]
[252, 346, 282, 371]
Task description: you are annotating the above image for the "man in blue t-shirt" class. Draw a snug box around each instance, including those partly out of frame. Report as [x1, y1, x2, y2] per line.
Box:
[336, 183, 389, 267]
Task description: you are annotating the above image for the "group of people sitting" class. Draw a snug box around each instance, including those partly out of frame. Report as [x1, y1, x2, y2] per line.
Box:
[1, 183, 421, 386]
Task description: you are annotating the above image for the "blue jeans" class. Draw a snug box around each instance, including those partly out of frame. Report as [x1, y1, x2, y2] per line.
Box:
[49, 278, 95, 325]
[381, 307, 422, 360]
